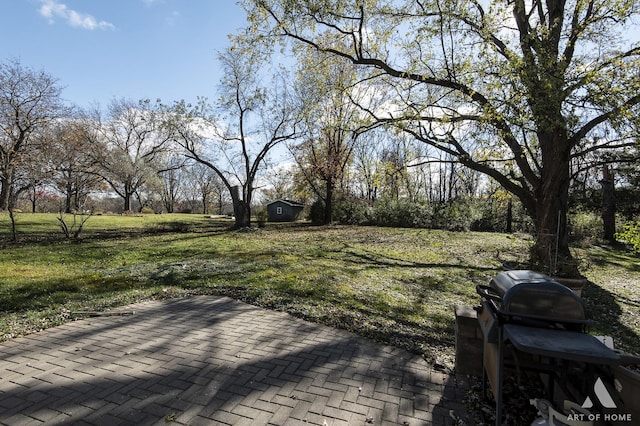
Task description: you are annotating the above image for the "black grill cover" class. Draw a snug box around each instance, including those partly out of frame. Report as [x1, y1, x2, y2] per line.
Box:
[489, 270, 587, 324]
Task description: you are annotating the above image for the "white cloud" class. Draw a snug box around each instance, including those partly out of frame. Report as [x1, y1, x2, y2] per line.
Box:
[38, 0, 115, 30]
[166, 10, 181, 26]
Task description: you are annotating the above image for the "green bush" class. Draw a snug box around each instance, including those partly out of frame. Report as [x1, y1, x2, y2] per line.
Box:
[255, 208, 268, 228]
[333, 198, 371, 225]
[469, 197, 510, 232]
[431, 198, 482, 231]
[308, 200, 326, 224]
[569, 210, 603, 242]
[329, 195, 534, 233]
[371, 198, 432, 228]
[616, 221, 640, 254]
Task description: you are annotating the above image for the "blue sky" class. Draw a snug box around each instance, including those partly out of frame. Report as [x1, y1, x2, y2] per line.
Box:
[0, 0, 248, 108]
[3, 0, 639, 112]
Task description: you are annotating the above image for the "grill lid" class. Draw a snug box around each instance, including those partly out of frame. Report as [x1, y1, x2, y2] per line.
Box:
[490, 270, 555, 297]
[488, 270, 588, 325]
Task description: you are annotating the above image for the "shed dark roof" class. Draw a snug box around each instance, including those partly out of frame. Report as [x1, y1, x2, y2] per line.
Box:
[266, 199, 305, 207]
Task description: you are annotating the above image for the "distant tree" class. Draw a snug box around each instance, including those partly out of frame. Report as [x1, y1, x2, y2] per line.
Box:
[569, 134, 639, 239]
[260, 164, 301, 202]
[292, 45, 366, 224]
[351, 130, 383, 202]
[0, 59, 66, 210]
[13, 145, 51, 213]
[159, 170, 180, 213]
[84, 98, 173, 212]
[351, 130, 435, 203]
[167, 45, 300, 228]
[183, 163, 227, 215]
[243, 0, 640, 275]
[133, 175, 164, 213]
[614, 142, 640, 218]
[47, 121, 104, 213]
[379, 143, 409, 201]
[157, 153, 187, 213]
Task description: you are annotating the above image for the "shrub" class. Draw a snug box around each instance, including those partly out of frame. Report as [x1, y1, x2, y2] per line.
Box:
[371, 198, 432, 228]
[616, 221, 640, 255]
[568, 210, 603, 243]
[255, 208, 268, 228]
[308, 200, 326, 224]
[331, 195, 534, 232]
[333, 198, 371, 225]
[57, 211, 93, 240]
[431, 198, 482, 231]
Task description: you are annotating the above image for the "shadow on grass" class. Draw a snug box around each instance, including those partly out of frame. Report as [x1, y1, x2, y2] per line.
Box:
[1, 223, 508, 371]
[587, 244, 640, 273]
[0, 274, 159, 314]
[0, 215, 237, 246]
[340, 247, 497, 272]
[583, 280, 640, 355]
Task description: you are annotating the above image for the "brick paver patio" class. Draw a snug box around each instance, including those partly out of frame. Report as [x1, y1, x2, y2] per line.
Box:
[0, 296, 468, 425]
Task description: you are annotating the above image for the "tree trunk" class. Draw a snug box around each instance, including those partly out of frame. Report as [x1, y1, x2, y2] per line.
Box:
[233, 201, 251, 228]
[448, 162, 455, 201]
[123, 193, 131, 212]
[324, 178, 333, 224]
[506, 199, 513, 233]
[531, 132, 574, 276]
[65, 182, 73, 213]
[230, 185, 251, 228]
[601, 165, 616, 242]
[31, 187, 37, 213]
[201, 194, 208, 215]
[0, 170, 13, 210]
[9, 207, 17, 241]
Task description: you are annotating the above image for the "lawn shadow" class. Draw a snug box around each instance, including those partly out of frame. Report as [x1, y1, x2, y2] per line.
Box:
[0, 216, 233, 248]
[582, 280, 640, 355]
[587, 244, 640, 273]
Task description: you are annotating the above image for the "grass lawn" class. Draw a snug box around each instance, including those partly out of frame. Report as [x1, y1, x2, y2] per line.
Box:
[1, 212, 639, 370]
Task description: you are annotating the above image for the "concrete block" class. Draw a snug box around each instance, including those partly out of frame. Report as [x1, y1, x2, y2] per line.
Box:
[455, 305, 483, 377]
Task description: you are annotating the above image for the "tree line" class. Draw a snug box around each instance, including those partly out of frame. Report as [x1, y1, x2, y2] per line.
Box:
[2, 0, 640, 275]
[239, 0, 640, 275]
[0, 54, 516, 227]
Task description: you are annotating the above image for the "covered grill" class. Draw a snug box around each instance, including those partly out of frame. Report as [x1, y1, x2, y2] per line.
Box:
[478, 270, 591, 336]
[476, 270, 620, 425]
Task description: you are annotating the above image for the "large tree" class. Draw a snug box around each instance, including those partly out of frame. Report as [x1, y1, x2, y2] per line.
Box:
[292, 46, 369, 224]
[157, 153, 187, 213]
[0, 59, 66, 210]
[84, 98, 173, 212]
[182, 162, 228, 214]
[168, 45, 300, 228]
[47, 121, 104, 213]
[243, 0, 640, 275]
